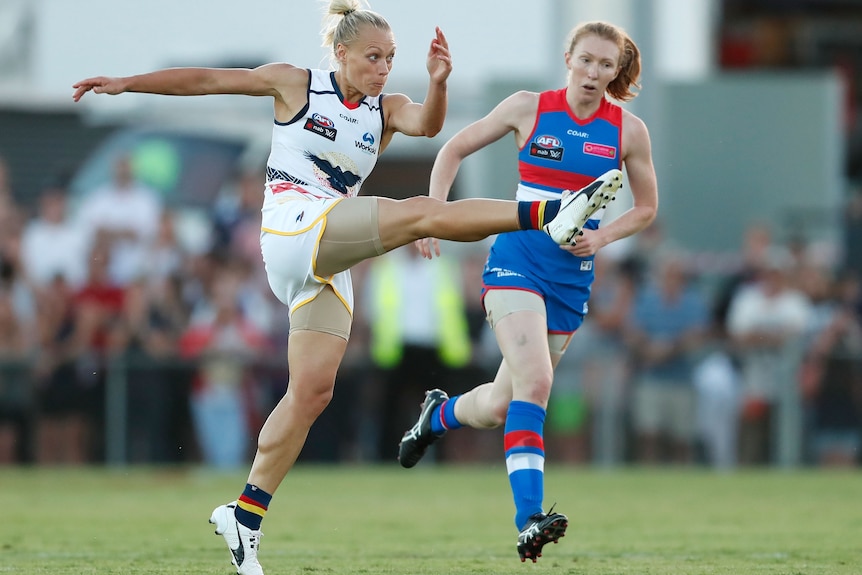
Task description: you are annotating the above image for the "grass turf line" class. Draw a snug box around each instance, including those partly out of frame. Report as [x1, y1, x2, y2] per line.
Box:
[1, 465, 860, 574]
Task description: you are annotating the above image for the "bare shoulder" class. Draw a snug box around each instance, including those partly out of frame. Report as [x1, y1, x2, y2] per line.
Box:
[501, 90, 540, 114]
[254, 63, 309, 90]
[622, 108, 650, 140]
[486, 90, 539, 132]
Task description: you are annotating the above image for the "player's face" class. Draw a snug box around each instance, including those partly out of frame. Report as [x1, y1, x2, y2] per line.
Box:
[338, 25, 396, 100]
[565, 34, 621, 101]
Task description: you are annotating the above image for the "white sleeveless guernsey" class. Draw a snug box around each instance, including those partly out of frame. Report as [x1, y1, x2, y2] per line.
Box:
[259, 69, 386, 319]
[264, 68, 384, 200]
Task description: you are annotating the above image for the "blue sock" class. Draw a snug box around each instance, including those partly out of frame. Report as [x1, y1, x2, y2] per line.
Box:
[430, 396, 463, 435]
[504, 401, 546, 529]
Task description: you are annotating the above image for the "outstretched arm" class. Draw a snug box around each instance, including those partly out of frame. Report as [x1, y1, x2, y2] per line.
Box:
[416, 91, 537, 258]
[430, 91, 536, 201]
[72, 63, 305, 102]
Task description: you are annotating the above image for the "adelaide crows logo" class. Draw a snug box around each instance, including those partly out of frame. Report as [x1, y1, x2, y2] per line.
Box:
[304, 151, 362, 196]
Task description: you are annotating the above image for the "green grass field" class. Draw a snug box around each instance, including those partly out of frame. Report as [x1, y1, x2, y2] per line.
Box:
[1, 464, 860, 574]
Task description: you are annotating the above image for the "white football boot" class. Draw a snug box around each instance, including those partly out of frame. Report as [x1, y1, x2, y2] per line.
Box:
[209, 502, 264, 575]
[543, 169, 623, 245]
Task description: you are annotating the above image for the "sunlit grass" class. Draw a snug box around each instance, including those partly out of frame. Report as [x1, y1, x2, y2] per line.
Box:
[1, 465, 859, 574]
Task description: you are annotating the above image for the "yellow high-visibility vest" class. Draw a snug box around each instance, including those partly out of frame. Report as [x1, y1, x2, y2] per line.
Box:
[370, 254, 471, 369]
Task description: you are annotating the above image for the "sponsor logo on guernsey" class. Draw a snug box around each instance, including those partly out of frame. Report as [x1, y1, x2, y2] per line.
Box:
[583, 142, 616, 159]
[487, 266, 525, 279]
[567, 129, 589, 138]
[339, 113, 358, 124]
[355, 132, 377, 155]
[304, 113, 337, 141]
[529, 134, 563, 161]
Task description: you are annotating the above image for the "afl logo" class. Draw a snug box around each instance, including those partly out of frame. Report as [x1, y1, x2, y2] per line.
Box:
[534, 135, 561, 149]
[312, 113, 334, 128]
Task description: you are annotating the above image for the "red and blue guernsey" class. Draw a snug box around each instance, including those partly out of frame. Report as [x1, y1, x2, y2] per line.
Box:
[482, 89, 623, 334]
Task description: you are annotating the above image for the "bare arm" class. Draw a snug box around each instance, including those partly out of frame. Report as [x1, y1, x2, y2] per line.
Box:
[382, 27, 452, 143]
[415, 91, 537, 258]
[567, 110, 658, 257]
[72, 63, 308, 106]
[430, 90, 538, 201]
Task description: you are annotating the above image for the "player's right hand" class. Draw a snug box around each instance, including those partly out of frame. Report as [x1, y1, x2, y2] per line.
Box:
[72, 76, 125, 101]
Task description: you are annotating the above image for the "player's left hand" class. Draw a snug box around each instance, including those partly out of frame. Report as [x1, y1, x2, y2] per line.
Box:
[415, 237, 441, 259]
[561, 228, 602, 257]
[426, 27, 452, 85]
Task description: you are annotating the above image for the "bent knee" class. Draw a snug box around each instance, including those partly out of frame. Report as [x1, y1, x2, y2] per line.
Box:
[286, 375, 336, 419]
[485, 396, 514, 427]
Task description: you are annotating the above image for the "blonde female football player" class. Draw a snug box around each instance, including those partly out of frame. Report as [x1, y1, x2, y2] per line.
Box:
[72, 2, 619, 574]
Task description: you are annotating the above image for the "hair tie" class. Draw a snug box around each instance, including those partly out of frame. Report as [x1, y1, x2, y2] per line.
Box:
[343, 8, 355, 16]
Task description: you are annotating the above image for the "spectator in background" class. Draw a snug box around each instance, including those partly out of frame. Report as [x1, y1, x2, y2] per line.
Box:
[20, 180, 89, 292]
[844, 185, 862, 280]
[362, 242, 471, 461]
[211, 170, 273, 310]
[0, 221, 36, 353]
[693, 337, 741, 470]
[726, 248, 813, 465]
[0, 222, 38, 461]
[801, 271, 862, 467]
[75, 154, 162, 286]
[0, 211, 39, 464]
[546, 254, 637, 465]
[67, 238, 128, 461]
[188, 254, 277, 337]
[695, 222, 776, 470]
[712, 221, 775, 330]
[144, 209, 187, 288]
[32, 275, 84, 464]
[625, 252, 709, 465]
[0, 156, 22, 234]
[0, 281, 35, 464]
[212, 169, 265, 262]
[113, 277, 188, 463]
[180, 262, 270, 469]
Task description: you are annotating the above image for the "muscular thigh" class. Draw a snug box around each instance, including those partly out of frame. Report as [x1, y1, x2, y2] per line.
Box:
[317, 196, 385, 277]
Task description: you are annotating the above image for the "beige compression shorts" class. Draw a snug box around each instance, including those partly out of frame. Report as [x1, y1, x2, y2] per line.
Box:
[260, 189, 384, 339]
[483, 289, 574, 355]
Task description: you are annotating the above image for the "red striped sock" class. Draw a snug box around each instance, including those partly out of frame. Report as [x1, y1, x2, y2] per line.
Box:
[235, 484, 272, 530]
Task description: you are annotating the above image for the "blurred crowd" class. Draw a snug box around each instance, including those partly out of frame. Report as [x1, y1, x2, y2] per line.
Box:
[0, 153, 860, 470]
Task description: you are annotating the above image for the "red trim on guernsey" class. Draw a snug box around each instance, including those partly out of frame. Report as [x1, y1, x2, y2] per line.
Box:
[504, 430, 545, 451]
[528, 165, 595, 192]
[551, 88, 620, 126]
[518, 89, 622, 192]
